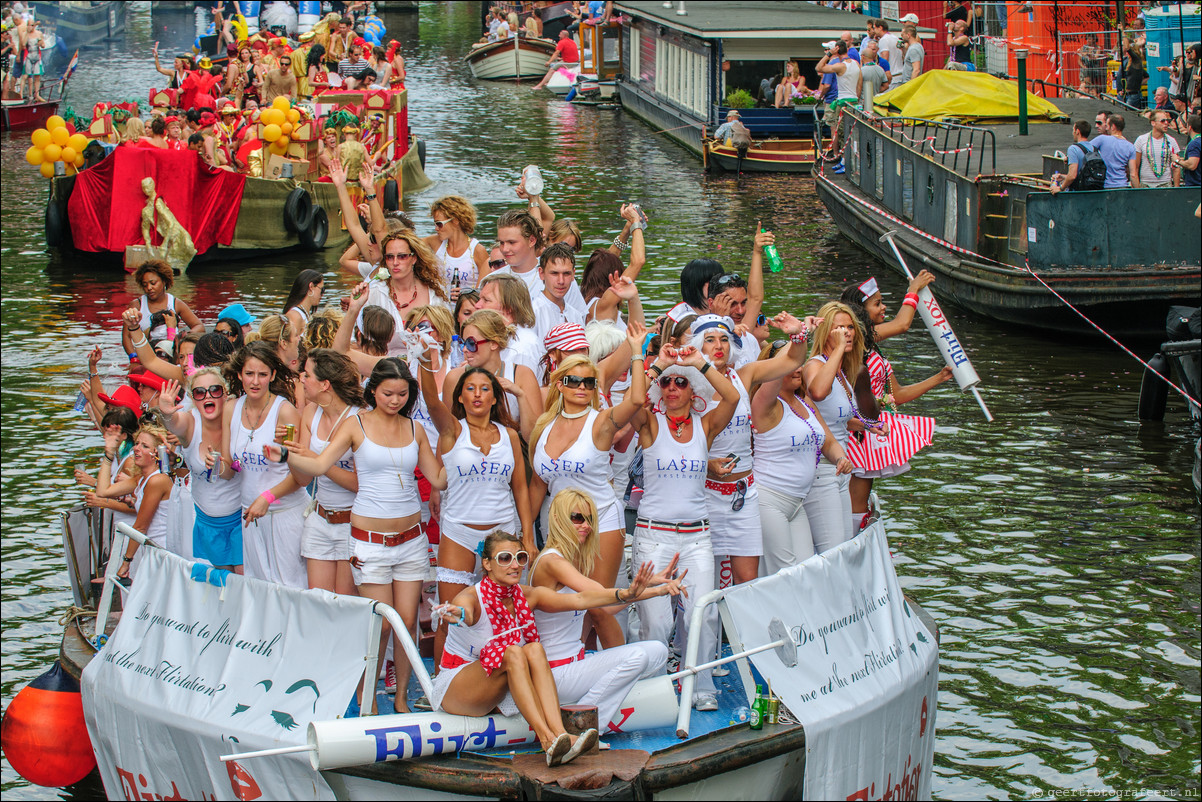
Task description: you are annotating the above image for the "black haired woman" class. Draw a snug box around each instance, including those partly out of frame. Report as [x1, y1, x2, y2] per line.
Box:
[283, 269, 325, 341]
[121, 260, 204, 359]
[265, 357, 445, 714]
[221, 341, 308, 588]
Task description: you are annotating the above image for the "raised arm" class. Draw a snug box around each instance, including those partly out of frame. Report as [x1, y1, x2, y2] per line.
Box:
[330, 155, 375, 261]
[597, 322, 650, 439]
[95, 430, 142, 500]
[156, 379, 196, 445]
[122, 308, 185, 382]
[875, 270, 935, 341]
[737, 312, 808, 391]
[889, 364, 953, 405]
[744, 223, 769, 326]
[417, 342, 459, 438]
[527, 560, 685, 612]
[690, 349, 740, 443]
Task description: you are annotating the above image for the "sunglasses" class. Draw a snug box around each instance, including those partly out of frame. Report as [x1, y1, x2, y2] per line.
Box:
[569, 512, 591, 524]
[488, 258, 507, 269]
[716, 273, 742, 286]
[658, 375, 690, 389]
[731, 479, 748, 512]
[458, 288, 480, 300]
[770, 339, 788, 358]
[413, 321, 433, 334]
[490, 550, 530, 567]
[192, 385, 225, 401]
[217, 328, 238, 339]
[385, 252, 416, 262]
[433, 219, 450, 229]
[560, 375, 597, 390]
[463, 336, 481, 353]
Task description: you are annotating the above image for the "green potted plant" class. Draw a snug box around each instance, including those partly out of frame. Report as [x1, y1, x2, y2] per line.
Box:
[725, 89, 755, 109]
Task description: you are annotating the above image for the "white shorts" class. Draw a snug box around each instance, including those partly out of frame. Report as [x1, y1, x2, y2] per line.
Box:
[351, 533, 429, 585]
[440, 517, 518, 554]
[430, 659, 519, 717]
[301, 511, 351, 561]
[705, 482, 763, 557]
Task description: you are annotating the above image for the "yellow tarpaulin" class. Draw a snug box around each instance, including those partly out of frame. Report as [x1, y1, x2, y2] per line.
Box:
[872, 70, 1068, 123]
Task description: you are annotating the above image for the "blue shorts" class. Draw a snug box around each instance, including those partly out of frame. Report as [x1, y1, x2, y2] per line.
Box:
[193, 507, 243, 566]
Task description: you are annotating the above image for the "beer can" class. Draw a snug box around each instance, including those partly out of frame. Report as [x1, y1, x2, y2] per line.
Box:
[765, 697, 780, 725]
[283, 424, 296, 443]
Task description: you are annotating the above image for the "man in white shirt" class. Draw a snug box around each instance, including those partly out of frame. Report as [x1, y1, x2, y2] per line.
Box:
[478, 273, 544, 373]
[490, 208, 586, 312]
[875, 19, 902, 81]
[531, 242, 586, 345]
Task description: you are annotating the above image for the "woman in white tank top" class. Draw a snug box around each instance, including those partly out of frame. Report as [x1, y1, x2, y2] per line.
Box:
[155, 368, 244, 572]
[751, 341, 853, 574]
[95, 424, 174, 581]
[121, 260, 203, 357]
[529, 490, 674, 732]
[290, 349, 365, 595]
[802, 302, 869, 552]
[221, 342, 309, 588]
[282, 268, 325, 341]
[630, 345, 740, 712]
[417, 351, 532, 669]
[433, 531, 679, 766]
[528, 332, 649, 649]
[422, 195, 489, 294]
[442, 310, 542, 441]
[268, 357, 445, 715]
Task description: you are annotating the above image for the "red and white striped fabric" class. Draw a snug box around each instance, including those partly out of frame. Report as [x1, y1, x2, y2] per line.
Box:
[866, 350, 890, 398]
[846, 411, 935, 471]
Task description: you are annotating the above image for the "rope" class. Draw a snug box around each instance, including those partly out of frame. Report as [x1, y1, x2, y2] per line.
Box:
[59, 605, 95, 627]
[1021, 259, 1200, 408]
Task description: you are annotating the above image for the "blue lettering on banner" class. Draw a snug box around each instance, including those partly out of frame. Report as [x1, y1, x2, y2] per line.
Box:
[467, 718, 505, 750]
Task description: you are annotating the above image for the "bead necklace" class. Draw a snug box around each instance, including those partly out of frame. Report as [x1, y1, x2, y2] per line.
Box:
[834, 369, 885, 431]
[782, 394, 823, 468]
[1144, 133, 1171, 179]
[231, 393, 273, 472]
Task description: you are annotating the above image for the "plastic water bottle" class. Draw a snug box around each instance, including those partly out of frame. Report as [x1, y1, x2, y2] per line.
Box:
[732, 706, 751, 724]
[73, 389, 89, 413]
[762, 228, 784, 273]
[450, 335, 465, 369]
[523, 165, 544, 197]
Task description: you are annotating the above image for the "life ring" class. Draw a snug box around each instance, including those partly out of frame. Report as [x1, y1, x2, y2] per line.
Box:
[45, 198, 67, 249]
[299, 206, 328, 250]
[283, 187, 313, 235]
[382, 178, 400, 212]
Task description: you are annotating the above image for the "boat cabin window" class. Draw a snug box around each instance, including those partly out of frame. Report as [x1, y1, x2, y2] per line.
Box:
[863, 137, 874, 194]
[629, 27, 640, 77]
[873, 138, 884, 198]
[902, 159, 914, 219]
[1007, 197, 1028, 255]
[944, 180, 958, 244]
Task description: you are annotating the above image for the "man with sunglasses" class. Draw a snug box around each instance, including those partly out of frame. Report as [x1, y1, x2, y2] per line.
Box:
[262, 53, 297, 103]
[531, 243, 586, 345]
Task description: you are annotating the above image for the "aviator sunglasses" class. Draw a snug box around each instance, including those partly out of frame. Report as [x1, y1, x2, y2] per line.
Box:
[192, 385, 225, 401]
[658, 375, 690, 388]
[731, 479, 748, 512]
[560, 375, 597, 390]
[490, 550, 530, 567]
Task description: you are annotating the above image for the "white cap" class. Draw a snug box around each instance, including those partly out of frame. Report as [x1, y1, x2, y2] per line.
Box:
[822, 40, 838, 50]
[899, 13, 919, 24]
[726, 109, 740, 119]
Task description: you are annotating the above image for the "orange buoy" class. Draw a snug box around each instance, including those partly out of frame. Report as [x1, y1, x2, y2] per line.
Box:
[1, 662, 96, 787]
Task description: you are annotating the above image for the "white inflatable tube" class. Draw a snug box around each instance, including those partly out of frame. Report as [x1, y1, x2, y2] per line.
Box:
[305, 676, 678, 770]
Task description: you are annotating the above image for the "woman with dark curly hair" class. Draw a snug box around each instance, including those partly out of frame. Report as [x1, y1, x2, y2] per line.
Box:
[121, 260, 203, 356]
[220, 341, 307, 588]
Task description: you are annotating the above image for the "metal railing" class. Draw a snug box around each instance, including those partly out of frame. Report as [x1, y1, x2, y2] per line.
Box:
[847, 107, 997, 178]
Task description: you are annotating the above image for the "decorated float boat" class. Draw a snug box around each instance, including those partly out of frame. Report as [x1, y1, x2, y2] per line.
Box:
[0, 52, 76, 132]
[20, 511, 938, 801]
[465, 36, 558, 81]
[814, 73, 1201, 339]
[42, 88, 431, 271]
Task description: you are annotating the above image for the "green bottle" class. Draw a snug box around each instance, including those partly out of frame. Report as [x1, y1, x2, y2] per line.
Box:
[749, 684, 765, 730]
[762, 228, 784, 273]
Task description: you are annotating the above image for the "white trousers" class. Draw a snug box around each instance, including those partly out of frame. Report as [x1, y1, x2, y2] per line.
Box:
[758, 484, 816, 575]
[552, 641, 668, 731]
[243, 500, 308, 589]
[632, 522, 716, 696]
[806, 462, 852, 554]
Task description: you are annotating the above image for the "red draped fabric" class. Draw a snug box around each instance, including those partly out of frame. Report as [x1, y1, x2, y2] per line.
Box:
[67, 146, 246, 254]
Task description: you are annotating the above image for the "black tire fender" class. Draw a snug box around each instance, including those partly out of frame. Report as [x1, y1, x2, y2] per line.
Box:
[382, 178, 400, 212]
[283, 187, 313, 235]
[45, 197, 66, 249]
[299, 206, 329, 251]
[417, 138, 426, 170]
[1137, 352, 1170, 421]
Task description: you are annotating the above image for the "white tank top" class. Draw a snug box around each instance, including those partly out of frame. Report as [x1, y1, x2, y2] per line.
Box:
[754, 398, 824, 498]
[533, 408, 619, 511]
[183, 408, 241, 517]
[530, 549, 587, 661]
[704, 369, 754, 470]
[310, 404, 360, 511]
[289, 305, 309, 324]
[350, 415, 421, 519]
[808, 355, 854, 448]
[436, 237, 480, 289]
[638, 414, 709, 522]
[231, 395, 307, 510]
[440, 421, 517, 526]
[410, 385, 441, 448]
[134, 469, 170, 546]
[443, 582, 532, 663]
[139, 293, 178, 342]
[836, 58, 861, 101]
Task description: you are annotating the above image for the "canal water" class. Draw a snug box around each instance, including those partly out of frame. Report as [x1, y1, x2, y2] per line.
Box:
[1, 3, 1198, 799]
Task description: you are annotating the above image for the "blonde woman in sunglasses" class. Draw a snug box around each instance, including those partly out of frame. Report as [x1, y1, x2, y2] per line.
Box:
[527, 322, 649, 648]
[433, 531, 683, 767]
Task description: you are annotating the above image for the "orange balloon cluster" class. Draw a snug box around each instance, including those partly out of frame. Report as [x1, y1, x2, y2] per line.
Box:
[26, 116, 87, 178]
[261, 97, 305, 156]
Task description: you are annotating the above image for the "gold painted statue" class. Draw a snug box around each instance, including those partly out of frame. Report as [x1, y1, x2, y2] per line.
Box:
[140, 176, 197, 269]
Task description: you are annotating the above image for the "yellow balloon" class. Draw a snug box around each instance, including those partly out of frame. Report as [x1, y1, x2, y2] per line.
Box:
[51, 126, 70, 146]
[277, 135, 289, 148]
[61, 146, 77, 164]
[43, 143, 62, 162]
[68, 133, 88, 152]
[269, 108, 286, 126]
[45, 115, 66, 131]
[262, 123, 281, 142]
[25, 146, 45, 165]
[31, 128, 52, 148]
[280, 122, 293, 136]
[65, 163, 78, 176]
[272, 95, 290, 111]
[286, 108, 300, 124]
[40, 162, 56, 178]
[74, 154, 85, 168]
[269, 140, 287, 155]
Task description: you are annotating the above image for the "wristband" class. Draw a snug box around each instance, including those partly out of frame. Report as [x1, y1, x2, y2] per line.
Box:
[649, 364, 663, 376]
[631, 355, 645, 363]
[122, 556, 133, 563]
[166, 327, 177, 340]
[104, 452, 116, 462]
[131, 336, 149, 349]
[902, 293, 919, 309]
[612, 237, 630, 251]
[260, 490, 278, 505]
[280, 446, 290, 463]
[615, 588, 625, 604]
[789, 331, 807, 344]
[365, 192, 377, 201]
[700, 361, 712, 375]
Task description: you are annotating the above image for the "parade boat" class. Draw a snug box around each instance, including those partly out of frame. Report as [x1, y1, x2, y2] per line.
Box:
[43, 88, 431, 271]
[0, 52, 76, 133]
[25, 510, 939, 801]
[465, 36, 558, 81]
[28, 1, 126, 51]
[814, 74, 1201, 339]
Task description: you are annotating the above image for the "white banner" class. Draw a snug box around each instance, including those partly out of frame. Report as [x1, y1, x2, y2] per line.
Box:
[723, 523, 938, 801]
[82, 547, 378, 801]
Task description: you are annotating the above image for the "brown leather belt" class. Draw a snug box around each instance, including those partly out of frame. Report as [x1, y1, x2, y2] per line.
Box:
[351, 524, 423, 547]
[317, 504, 351, 525]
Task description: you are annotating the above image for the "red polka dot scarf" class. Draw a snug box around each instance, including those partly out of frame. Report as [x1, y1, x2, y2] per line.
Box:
[478, 576, 540, 676]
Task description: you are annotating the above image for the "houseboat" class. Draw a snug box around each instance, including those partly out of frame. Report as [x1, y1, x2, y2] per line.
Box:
[29, 1, 126, 51]
[611, 1, 933, 159]
[813, 83, 1201, 338]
